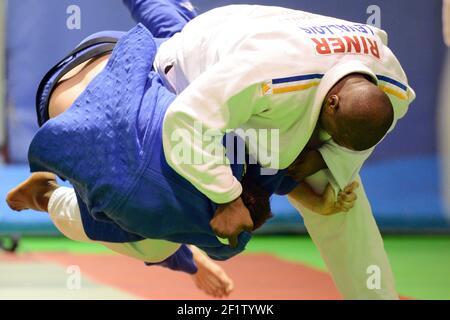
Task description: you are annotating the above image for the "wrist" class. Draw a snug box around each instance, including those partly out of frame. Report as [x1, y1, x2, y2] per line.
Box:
[219, 196, 242, 209]
[211, 181, 243, 205]
[312, 199, 327, 214]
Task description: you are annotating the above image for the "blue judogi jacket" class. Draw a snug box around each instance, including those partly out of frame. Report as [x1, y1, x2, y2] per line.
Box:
[29, 24, 253, 261]
[29, 23, 297, 262]
[122, 0, 197, 37]
[28, 1, 300, 278]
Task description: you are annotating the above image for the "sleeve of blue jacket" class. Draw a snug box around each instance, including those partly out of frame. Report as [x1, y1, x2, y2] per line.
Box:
[122, 0, 197, 38]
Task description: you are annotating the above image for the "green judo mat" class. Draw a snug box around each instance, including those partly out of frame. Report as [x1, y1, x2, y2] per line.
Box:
[8, 235, 450, 300]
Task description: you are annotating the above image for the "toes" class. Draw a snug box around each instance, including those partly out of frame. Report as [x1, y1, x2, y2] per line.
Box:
[226, 281, 234, 294]
[195, 276, 213, 297]
[194, 273, 223, 298]
[6, 189, 28, 211]
[6, 199, 25, 212]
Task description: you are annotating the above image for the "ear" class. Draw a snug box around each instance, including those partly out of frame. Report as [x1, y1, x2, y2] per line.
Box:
[327, 94, 340, 111]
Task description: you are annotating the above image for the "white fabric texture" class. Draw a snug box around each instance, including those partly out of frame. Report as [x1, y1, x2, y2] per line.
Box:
[155, 4, 415, 203]
[288, 172, 398, 300]
[154, 4, 415, 299]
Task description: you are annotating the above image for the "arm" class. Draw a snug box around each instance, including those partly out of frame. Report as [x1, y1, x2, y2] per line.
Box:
[163, 55, 270, 246]
[288, 181, 359, 216]
[122, 0, 196, 38]
[163, 55, 268, 204]
[287, 126, 329, 182]
[288, 149, 328, 182]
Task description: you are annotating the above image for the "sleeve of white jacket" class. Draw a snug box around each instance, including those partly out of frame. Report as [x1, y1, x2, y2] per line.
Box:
[163, 55, 268, 204]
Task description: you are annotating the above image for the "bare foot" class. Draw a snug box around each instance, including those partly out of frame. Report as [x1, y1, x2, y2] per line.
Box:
[190, 246, 234, 298]
[6, 172, 59, 212]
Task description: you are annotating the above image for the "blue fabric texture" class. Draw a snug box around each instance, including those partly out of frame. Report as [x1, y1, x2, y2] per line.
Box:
[75, 192, 144, 243]
[246, 164, 298, 196]
[123, 0, 197, 38]
[27, 24, 250, 261]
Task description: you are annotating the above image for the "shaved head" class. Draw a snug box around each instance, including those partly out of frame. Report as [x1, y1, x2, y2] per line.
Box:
[319, 74, 394, 151]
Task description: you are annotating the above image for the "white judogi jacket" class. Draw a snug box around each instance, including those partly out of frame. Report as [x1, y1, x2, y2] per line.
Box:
[155, 5, 416, 204]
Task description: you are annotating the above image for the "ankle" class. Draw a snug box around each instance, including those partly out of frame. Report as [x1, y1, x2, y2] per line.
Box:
[34, 180, 60, 212]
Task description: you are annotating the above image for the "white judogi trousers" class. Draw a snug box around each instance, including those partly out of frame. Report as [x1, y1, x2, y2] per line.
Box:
[288, 172, 398, 300]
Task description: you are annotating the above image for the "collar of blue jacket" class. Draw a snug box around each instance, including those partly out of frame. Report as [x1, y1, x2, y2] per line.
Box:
[35, 30, 130, 127]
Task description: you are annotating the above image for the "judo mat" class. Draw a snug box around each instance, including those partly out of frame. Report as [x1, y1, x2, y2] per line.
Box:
[1, 235, 449, 300]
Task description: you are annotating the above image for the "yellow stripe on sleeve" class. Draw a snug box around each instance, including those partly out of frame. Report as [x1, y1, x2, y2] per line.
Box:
[379, 85, 408, 101]
[272, 81, 320, 94]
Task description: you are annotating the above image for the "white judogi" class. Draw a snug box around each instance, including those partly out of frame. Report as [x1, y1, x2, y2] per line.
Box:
[155, 5, 416, 299]
[156, 4, 415, 203]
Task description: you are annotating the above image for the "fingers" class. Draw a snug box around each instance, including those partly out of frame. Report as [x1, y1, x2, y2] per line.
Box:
[334, 181, 359, 213]
[229, 234, 238, 248]
[337, 191, 357, 212]
[226, 279, 234, 293]
[243, 220, 254, 233]
[209, 198, 253, 248]
[211, 230, 230, 243]
[210, 221, 250, 248]
[229, 221, 253, 247]
[338, 191, 357, 202]
[337, 201, 354, 212]
[344, 181, 360, 194]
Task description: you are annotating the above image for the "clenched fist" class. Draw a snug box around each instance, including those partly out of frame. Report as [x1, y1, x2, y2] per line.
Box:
[210, 197, 254, 248]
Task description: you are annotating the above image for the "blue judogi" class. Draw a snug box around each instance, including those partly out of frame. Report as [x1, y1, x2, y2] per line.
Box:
[30, 1, 298, 272]
[122, 0, 197, 37]
[30, 24, 245, 260]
